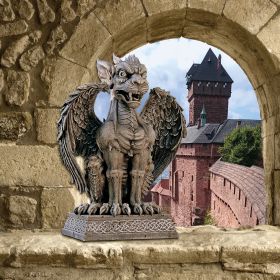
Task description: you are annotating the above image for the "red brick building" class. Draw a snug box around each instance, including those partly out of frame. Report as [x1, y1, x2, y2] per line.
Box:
[150, 49, 263, 227]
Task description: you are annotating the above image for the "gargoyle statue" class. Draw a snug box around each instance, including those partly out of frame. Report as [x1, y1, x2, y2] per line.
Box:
[57, 54, 186, 216]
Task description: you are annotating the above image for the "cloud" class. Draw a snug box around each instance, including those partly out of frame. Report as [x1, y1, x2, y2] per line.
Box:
[95, 38, 260, 122]
[125, 38, 260, 122]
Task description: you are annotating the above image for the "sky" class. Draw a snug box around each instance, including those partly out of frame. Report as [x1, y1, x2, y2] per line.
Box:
[94, 38, 260, 122]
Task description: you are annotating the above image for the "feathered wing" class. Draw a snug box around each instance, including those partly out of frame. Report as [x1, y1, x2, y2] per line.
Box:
[140, 87, 186, 185]
[57, 83, 109, 195]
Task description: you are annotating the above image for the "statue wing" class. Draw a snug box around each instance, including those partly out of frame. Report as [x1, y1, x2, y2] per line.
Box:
[57, 83, 109, 193]
[140, 87, 186, 181]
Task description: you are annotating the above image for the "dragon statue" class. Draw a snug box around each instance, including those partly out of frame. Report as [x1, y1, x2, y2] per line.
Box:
[57, 54, 186, 216]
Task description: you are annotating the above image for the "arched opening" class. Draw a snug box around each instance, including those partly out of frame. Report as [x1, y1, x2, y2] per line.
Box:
[48, 2, 280, 225]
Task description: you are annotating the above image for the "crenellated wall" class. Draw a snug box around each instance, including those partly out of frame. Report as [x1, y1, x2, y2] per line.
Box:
[210, 161, 266, 227]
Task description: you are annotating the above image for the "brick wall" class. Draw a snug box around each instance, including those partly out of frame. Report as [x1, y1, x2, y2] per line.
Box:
[188, 81, 231, 125]
[210, 161, 265, 227]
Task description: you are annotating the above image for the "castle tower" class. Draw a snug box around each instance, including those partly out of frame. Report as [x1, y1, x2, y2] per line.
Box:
[186, 48, 233, 126]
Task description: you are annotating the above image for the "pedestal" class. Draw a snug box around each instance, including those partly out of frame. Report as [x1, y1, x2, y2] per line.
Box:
[62, 213, 178, 241]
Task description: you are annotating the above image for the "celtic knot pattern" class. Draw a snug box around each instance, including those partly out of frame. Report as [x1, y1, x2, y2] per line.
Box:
[63, 213, 177, 237]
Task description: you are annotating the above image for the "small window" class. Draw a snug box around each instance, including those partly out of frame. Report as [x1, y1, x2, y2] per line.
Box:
[250, 206, 253, 217]
[234, 186, 236, 194]
[191, 175, 194, 182]
[214, 201, 216, 210]
[244, 197, 247, 207]
[223, 178, 226, 186]
[238, 189, 241, 200]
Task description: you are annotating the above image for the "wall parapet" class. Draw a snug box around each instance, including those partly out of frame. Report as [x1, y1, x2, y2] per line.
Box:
[210, 160, 265, 227]
[1, 226, 280, 279]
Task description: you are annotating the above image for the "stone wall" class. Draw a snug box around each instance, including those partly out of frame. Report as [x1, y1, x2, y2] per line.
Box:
[0, 0, 279, 228]
[1, 226, 280, 280]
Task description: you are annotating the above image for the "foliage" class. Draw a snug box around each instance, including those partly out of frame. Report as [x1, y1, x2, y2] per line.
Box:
[204, 209, 216, 225]
[219, 125, 262, 167]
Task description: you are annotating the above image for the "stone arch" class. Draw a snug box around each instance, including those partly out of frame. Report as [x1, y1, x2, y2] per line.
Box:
[47, 0, 280, 225]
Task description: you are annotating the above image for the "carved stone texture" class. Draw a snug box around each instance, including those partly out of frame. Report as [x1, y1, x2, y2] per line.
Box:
[0, 20, 28, 38]
[0, 0, 15, 22]
[8, 195, 37, 227]
[5, 70, 30, 106]
[57, 54, 186, 219]
[45, 26, 67, 55]
[17, 0, 35, 20]
[1, 35, 30, 68]
[0, 112, 32, 141]
[62, 213, 178, 241]
[36, 0, 55, 25]
[19, 46, 45, 71]
[1, 31, 41, 68]
[76, 0, 96, 17]
[61, 0, 76, 22]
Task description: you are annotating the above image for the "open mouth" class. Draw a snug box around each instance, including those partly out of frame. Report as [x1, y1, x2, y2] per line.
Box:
[116, 90, 141, 102]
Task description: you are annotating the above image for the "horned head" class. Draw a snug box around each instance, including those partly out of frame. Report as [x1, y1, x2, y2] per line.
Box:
[96, 54, 149, 109]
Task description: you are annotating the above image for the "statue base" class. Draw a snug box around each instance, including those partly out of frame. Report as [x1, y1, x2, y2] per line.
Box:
[62, 213, 178, 241]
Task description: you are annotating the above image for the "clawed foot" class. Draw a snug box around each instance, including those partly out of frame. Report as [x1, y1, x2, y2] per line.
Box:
[133, 203, 143, 215]
[74, 202, 101, 215]
[142, 202, 161, 215]
[122, 203, 131, 216]
[74, 203, 89, 215]
[110, 203, 121, 217]
[100, 203, 111, 215]
[74, 202, 161, 216]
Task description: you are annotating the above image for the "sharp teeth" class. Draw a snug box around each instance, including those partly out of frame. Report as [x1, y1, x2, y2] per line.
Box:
[129, 92, 132, 101]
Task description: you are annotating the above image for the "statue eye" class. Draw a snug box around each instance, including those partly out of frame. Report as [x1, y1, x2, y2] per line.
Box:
[118, 70, 127, 78]
[142, 72, 147, 79]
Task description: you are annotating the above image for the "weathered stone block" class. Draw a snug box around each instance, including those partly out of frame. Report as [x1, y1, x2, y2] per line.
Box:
[76, 0, 96, 17]
[8, 195, 37, 227]
[1, 35, 30, 67]
[19, 45, 45, 71]
[0, 144, 71, 187]
[5, 70, 30, 106]
[113, 18, 146, 57]
[45, 26, 68, 55]
[0, 20, 28, 38]
[36, 0, 55, 24]
[188, 0, 225, 15]
[143, 0, 186, 15]
[94, 0, 145, 35]
[0, 112, 32, 141]
[0, 0, 15, 21]
[258, 14, 280, 69]
[59, 12, 111, 67]
[223, 0, 277, 34]
[17, 0, 35, 20]
[42, 57, 90, 106]
[147, 9, 186, 42]
[61, 0, 76, 22]
[35, 108, 59, 144]
[41, 187, 75, 229]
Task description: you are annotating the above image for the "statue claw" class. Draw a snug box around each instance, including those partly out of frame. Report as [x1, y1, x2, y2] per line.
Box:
[133, 203, 143, 215]
[74, 203, 89, 215]
[122, 203, 131, 216]
[110, 203, 121, 217]
[100, 203, 110, 215]
[87, 202, 101, 215]
[151, 202, 161, 214]
[142, 203, 154, 215]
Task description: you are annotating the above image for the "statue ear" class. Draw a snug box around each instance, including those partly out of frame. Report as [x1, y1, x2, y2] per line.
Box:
[113, 53, 122, 65]
[96, 59, 113, 85]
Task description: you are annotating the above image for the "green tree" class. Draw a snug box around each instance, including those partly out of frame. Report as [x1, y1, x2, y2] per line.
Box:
[219, 125, 262, 167]
[204, 209, 216, 225]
